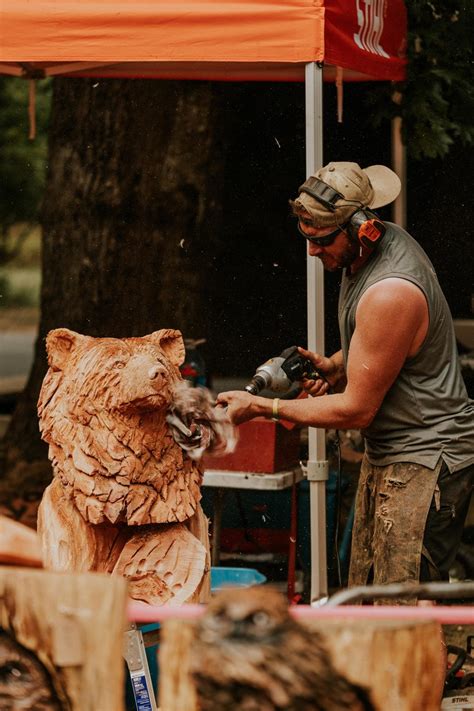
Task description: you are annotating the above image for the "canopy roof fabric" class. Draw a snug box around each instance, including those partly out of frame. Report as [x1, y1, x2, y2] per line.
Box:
[0, 0, 406, 82]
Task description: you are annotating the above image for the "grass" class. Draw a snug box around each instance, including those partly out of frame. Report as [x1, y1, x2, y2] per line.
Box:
[0, 267, 41, 308]
[3, 224, 42, 267]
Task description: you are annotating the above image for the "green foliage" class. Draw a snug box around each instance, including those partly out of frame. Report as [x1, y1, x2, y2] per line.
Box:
[369, 1, 474, 160]
[0, 268, 41, 309]
[0, 77, 51, 260]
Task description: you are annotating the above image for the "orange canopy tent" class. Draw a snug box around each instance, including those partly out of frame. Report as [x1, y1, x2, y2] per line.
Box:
[0, 0, 406, 81]
[0, 0, 407, 603]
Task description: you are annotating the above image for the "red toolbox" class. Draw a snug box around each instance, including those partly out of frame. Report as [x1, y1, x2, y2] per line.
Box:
[203, 417, 301, 473]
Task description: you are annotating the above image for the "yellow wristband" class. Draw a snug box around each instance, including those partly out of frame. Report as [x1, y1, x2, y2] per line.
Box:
[272, 397, 280, 422]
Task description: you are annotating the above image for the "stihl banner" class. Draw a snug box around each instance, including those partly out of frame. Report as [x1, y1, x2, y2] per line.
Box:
[325, 0, 407, 80]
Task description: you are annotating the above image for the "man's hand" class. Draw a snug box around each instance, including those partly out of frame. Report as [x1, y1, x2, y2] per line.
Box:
[216, 391, 265, 425]
[297, 347, 340, 396]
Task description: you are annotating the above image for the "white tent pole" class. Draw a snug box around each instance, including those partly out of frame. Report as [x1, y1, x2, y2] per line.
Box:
[305, 62, 328, 603]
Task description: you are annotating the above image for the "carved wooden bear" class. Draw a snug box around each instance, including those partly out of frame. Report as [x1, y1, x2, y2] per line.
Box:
[37, 328, 210, 605]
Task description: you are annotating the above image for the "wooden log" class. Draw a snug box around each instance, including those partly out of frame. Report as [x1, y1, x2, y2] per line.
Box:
[0, 566, 128, 711]
[159, 619, 199, 711]
[305, 618, 443, 711]
[158, 613, 443, 711]
[0, 515, 42, 567]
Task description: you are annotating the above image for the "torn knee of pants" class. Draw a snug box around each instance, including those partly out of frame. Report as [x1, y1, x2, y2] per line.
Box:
[385, 477, 408, 489]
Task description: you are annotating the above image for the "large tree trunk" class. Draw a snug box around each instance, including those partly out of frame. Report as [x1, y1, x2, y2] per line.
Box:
[1, 77, 227, 513]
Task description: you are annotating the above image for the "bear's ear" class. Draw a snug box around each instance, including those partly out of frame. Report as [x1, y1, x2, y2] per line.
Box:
[45, 328, 87, 371]
[148, 329, 185, 368]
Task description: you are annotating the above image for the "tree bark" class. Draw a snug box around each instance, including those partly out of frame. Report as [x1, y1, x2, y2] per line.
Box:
[1, 77, 227, 510]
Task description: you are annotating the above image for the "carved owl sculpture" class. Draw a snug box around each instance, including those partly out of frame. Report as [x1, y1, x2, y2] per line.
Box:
[0, 630, 63, 711]
[190, 587, 375, 711]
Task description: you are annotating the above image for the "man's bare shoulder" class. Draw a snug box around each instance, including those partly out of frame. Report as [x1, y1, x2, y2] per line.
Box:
[360, 277, 427, 309]
[355, 277, 429, 357]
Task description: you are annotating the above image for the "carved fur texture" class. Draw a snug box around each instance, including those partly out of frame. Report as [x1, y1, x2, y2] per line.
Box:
[37, 328, 210, 605]
[190, 587, 375, 711]
[38, 328, 201, 526]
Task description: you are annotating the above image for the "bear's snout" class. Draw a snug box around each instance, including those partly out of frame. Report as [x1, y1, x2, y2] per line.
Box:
[148, 363, 166, 381]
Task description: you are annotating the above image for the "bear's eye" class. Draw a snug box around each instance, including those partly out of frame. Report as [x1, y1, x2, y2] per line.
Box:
[113, 361, 126, 370]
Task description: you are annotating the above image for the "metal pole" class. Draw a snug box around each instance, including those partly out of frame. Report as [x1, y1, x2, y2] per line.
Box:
[305, 62, 328, 603]
[391, 116, 406, 228]
[211, 488, 225, 566]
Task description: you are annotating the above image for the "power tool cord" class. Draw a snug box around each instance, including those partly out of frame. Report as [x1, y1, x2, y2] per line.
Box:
[323, 377, 343, 589]
[334, 430, 343, 587]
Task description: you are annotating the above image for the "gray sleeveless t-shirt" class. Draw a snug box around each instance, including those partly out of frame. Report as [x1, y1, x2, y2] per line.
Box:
[338, 223, 474, 473]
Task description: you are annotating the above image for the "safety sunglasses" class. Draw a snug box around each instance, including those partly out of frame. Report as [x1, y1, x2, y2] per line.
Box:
[295, 216, 348, 246]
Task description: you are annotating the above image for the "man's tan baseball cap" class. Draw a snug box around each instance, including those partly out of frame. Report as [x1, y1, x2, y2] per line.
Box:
[293, 161, 402, 227]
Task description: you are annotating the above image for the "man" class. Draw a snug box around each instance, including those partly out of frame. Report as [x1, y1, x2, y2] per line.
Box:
[217, 161, 474, 592]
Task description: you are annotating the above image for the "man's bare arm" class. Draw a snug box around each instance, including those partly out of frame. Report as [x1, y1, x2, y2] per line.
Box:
[218, 279, 429, 429]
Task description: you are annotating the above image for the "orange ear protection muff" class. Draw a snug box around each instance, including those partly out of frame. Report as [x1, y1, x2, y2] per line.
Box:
[347, 209, 386, 248]
[298, 177, 386, 249]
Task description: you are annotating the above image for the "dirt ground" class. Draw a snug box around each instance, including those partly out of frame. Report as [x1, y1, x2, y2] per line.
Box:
[445, 624, 474, 648]
[0, 307, 39, 330]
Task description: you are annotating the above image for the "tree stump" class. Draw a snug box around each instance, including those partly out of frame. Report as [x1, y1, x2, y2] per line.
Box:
[158, 614, 443, 711]
[305, 618, 443, 711]
[0, 566, 128, 711]
[160, 619, 199, 711]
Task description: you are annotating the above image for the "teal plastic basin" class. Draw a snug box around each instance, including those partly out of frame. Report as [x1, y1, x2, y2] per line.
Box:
[210, 566, 267, 591]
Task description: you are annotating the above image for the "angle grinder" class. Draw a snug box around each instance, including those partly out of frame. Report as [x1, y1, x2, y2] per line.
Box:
[244, 345, 325, 397]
